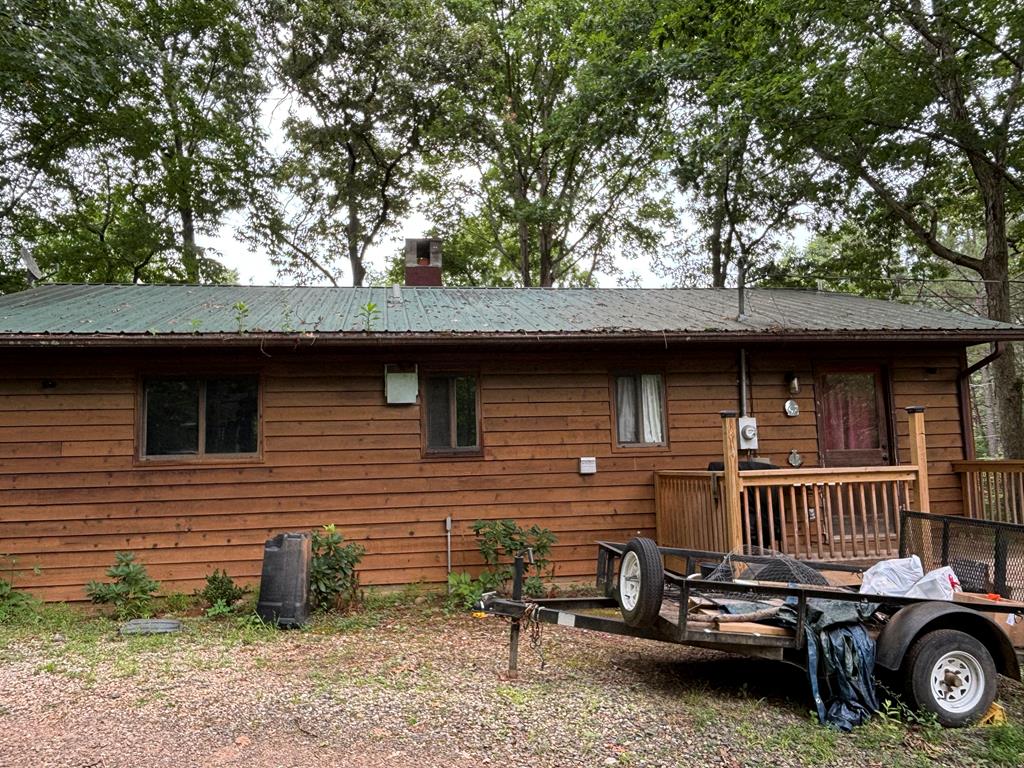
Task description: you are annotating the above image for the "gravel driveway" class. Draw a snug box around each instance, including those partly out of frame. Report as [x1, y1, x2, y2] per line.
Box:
[0, 598, 1021, 767]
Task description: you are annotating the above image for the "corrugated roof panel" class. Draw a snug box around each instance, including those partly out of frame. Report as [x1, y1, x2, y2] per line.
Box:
[0, 284, 1019, 339]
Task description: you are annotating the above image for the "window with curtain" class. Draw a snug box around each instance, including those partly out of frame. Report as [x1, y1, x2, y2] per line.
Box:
[614, 373, 665, 446]
[820, 372, 880, 451]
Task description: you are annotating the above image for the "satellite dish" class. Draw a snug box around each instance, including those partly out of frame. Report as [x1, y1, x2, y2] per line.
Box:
[20, 246, 42, 283]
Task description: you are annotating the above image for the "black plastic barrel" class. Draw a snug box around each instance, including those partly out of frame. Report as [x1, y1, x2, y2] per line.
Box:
[256, 531, 311, 628]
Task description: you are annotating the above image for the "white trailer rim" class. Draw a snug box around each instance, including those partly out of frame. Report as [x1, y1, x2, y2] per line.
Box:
[619, 551, 641, 611]
[929, 650, 985, 714]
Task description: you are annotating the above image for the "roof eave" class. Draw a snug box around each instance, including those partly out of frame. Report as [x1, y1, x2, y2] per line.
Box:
[0, 328, 1021, 347]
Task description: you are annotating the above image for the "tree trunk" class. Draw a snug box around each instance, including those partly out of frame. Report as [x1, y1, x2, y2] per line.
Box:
[345, 143, 365, 287]
[539, 223, 553, 286]
[976, 363, 1000, 456]
[173, 133, 201, 284]
[347, 205, 365, 287]
[709, 191, 729, 288]
[517, 219, 532, 287]
[180, 204, 200, 283]
[982, 259, 1024, 457]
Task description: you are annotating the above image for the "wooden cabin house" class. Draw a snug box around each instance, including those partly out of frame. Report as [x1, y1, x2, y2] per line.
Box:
[1, 278, 1022, 601]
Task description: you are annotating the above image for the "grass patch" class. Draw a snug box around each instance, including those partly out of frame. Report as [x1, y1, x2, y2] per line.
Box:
[765, 721, 840, 765]
[976, 722, 1024, 766]
[495, 683, 532, 706]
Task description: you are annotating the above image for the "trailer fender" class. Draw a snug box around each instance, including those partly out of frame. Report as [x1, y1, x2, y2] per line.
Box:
[875, 601, 1020, 679]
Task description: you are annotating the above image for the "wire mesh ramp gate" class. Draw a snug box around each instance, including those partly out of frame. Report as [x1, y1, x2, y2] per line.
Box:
[900, 510, 1024, 600]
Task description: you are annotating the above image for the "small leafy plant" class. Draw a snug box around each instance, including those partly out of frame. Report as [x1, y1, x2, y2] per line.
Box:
[310, 525, 366, 612]
[233, 300, 250, 331]
[472, 519, 556, 597]
[85, 551, 160, 620]
[162, 591, 193, 614]
[0, 577, 37, 622]
[197, 569, 247, 609]
[445, 571, 484, 612]
[356, 301, 381, 331]
[205, 599, 235, 619]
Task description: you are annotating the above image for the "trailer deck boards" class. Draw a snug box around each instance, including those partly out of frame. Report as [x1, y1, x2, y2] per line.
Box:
[657, 594, 796, 638]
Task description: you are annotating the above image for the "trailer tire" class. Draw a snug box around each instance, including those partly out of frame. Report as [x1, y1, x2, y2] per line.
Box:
[618, 537, 664, 628]
[903, 628, 997, 727]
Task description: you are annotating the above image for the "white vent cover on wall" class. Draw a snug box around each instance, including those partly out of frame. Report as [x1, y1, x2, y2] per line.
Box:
[385, 364, 418, 404]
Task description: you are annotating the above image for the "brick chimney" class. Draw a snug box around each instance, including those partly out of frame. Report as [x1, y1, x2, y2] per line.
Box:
[404, 238, 442, 286]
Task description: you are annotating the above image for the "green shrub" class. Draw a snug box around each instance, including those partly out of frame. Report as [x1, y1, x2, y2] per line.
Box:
[0, 577, 38, 623]
[85, 551, 160, 620]
[472, 519, 556, 597]
[445, 571, 484, 611]
[162, 591, 194, 614]
[310, 525, 365, 612]
[197, 569, 247, 608]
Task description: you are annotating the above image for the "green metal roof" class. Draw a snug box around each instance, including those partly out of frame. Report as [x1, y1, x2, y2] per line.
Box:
[0, 283, 1020, 344]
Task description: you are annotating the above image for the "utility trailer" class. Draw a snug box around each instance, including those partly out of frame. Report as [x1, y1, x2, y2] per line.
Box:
[480, 535, 1024, 727]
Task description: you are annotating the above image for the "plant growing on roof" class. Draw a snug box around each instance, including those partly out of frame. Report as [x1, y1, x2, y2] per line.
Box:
[472, 519, 556, 597]
[233, 300, 250, 332]
[310, 525, 365, 612]
[356, 301, 381, 332]
[85, 551, 160, 620]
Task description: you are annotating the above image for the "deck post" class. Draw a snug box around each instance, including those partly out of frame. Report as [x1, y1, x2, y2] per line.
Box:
[720, 411, 744, 551]
[907, 406, 930, 513]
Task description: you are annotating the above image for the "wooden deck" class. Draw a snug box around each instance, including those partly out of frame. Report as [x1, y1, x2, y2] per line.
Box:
[656, 410, 932, 563]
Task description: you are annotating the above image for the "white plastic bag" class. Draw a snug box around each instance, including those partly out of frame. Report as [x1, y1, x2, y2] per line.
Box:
[904, 567, 962, 600]
[859, 555, 923, 596]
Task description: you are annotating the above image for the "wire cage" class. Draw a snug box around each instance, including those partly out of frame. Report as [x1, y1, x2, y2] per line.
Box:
[899, 510, 1024, 600]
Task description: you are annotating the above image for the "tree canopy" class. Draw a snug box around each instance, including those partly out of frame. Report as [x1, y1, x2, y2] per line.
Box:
[1, 0, 267, 288]
[659, 0, 1024, 453]
[427, 0, 675, 287]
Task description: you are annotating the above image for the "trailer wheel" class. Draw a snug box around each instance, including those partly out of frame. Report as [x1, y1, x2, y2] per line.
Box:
[618, 537, 664, 628]
[903, 628, 997, 727]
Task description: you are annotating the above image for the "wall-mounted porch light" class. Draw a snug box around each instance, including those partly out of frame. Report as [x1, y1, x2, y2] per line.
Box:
[784, 372, 800, 395]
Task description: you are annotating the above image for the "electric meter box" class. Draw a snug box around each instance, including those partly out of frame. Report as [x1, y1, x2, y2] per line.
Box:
[738, 416, 759, 450]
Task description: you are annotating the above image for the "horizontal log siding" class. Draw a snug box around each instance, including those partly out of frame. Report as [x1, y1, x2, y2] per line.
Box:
[0, 343, 969, 600]
[890, 352, 967, 516]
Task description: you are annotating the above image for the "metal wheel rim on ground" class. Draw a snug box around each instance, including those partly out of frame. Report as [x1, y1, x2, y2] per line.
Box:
[929, 651, 985, 714]
[619, 551, 641, 611]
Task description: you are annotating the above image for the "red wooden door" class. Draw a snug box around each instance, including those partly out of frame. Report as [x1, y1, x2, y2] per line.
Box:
[817, 369, 891, 467]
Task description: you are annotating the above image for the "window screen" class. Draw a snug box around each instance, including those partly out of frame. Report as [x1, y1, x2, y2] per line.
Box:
[425, 374, 479, 451]
[205, 378, 259, 454]
[143, 376, 259, 457]
[145, 379, 200, 455]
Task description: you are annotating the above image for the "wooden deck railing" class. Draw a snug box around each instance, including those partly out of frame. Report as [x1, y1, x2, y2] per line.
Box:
[736, 466, 915, 560]
[954, 460, 1024, 525]
[655, 407, 931, 563]
[654, 471, 728, 553]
